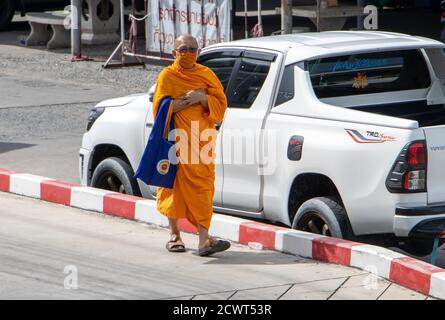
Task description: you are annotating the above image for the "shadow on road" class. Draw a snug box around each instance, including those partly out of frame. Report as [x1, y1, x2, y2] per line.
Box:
[0, 142, 36, 154]
[194, 250, 312, 266]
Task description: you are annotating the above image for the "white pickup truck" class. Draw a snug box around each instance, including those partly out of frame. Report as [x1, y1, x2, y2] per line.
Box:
[79, 31, 445, 255]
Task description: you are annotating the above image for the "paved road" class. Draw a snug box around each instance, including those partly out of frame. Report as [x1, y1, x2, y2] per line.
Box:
[0, 191, 430, 300]
[0, 73, 120, 109]
[0, 103, 93, 183]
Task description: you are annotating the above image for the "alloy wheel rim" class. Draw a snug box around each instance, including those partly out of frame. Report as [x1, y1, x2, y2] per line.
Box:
[98, 172, 126, 194]
[299, 212, 331, 236]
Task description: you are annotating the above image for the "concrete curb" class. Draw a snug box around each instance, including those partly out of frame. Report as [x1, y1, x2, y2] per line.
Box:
[1, 167, 444, 299]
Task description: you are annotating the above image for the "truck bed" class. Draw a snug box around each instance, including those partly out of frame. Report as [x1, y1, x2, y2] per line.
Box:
[353, 100, 445, 127]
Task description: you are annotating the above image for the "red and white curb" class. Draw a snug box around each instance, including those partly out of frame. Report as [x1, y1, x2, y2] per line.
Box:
[1, 167, 445, 299]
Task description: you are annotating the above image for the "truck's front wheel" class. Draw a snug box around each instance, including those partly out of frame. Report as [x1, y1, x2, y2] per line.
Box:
[292, 197, 350, 239]
[91, 157, 141, 196]
[0, 0, 15, 31]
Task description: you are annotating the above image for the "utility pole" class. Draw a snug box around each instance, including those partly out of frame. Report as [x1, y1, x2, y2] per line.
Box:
[258, 0, 262, 26]
[281, 0, 292, 34]
[71, 0, 81, 60]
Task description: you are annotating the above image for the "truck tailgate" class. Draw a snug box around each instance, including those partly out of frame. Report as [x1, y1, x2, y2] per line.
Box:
[424, 125, 445, 204]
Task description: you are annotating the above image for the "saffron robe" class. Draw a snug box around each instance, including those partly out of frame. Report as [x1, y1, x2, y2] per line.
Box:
[152, 61, 227, 229]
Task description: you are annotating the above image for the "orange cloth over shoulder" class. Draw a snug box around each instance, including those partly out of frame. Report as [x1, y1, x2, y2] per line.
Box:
[152, 61, 227, 230]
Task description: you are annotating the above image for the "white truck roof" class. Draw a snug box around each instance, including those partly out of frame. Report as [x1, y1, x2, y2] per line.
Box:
[207, 31, 445, 64]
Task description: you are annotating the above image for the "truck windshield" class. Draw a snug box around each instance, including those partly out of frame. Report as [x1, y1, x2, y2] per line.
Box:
[307, 49, 431, 99]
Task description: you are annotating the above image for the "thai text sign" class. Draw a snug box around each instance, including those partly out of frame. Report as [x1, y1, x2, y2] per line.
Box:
[146, 0, 231, 54]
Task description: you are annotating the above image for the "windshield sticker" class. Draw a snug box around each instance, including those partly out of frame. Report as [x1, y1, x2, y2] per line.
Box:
[308, 57, 403, 74]
[332, 58, 397, 72]
[352, 72, 368, 89]
[346, 129, 396, 144]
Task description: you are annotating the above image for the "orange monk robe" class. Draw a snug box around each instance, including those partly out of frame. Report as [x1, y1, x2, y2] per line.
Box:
[152, 61, 227, 230]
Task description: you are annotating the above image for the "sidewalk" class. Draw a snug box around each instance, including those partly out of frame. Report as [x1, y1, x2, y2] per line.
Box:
[0, 191, 430, 300]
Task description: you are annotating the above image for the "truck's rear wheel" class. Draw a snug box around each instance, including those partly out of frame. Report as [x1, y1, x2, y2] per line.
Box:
[0, 0, 15, 31]
[91, 157, 141, 196]
[292, 197, 350, 239]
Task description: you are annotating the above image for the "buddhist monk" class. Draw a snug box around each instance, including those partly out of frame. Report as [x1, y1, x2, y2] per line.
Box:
[152, 34, 230, 256]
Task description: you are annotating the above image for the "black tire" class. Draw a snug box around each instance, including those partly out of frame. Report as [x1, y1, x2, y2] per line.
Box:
[402, 238, 445, 257]
[292, 197, 350, 239]
[0, 0, 15, 31]
[91, 157, 141, 196]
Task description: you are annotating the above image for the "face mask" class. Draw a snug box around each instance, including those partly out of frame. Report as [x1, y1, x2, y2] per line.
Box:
[175, 51, 197, 69]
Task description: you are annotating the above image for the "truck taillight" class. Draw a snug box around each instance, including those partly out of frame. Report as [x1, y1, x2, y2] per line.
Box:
[407, 142, 426, 165]
[404, 170, 426, 191]
[386, 140, 427, 193]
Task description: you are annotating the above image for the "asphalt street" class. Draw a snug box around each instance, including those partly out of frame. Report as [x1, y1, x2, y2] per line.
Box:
[0, 103, 94, 182]
[0, 73, 122, 109]
[0, 191, 430, 300]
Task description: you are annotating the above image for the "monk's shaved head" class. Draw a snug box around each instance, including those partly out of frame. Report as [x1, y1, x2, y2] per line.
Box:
[174, 34, 199, 49]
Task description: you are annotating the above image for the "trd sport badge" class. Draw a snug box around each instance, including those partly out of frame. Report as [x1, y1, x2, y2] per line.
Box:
[345, 129, 396, 144]
[157, 159, 170, 175]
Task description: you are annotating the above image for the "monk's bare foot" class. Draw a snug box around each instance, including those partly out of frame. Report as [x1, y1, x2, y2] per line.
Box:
[198, 237, 231, 257]
[198, 237, 219, 249]
[166, 234, 186, 252]
[198, 239, 211, 250]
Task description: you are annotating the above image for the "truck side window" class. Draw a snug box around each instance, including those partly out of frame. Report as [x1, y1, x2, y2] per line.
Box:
[307, 49, 431, 99]
[275, 64, 295, 106]
[199, 56, 238, 92]
[228, 58, 271, 109]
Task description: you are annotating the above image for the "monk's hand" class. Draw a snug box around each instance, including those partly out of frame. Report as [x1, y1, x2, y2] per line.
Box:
[182, 89, 208, 108]
[171, 96, 189, 113]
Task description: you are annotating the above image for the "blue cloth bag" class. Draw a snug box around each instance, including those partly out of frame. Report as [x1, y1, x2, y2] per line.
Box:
[134, 97, 177, 188]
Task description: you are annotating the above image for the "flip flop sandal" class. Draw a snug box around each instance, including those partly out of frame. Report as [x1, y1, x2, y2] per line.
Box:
[198, 240, 231, 257]
[166, 238, 186, 253]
